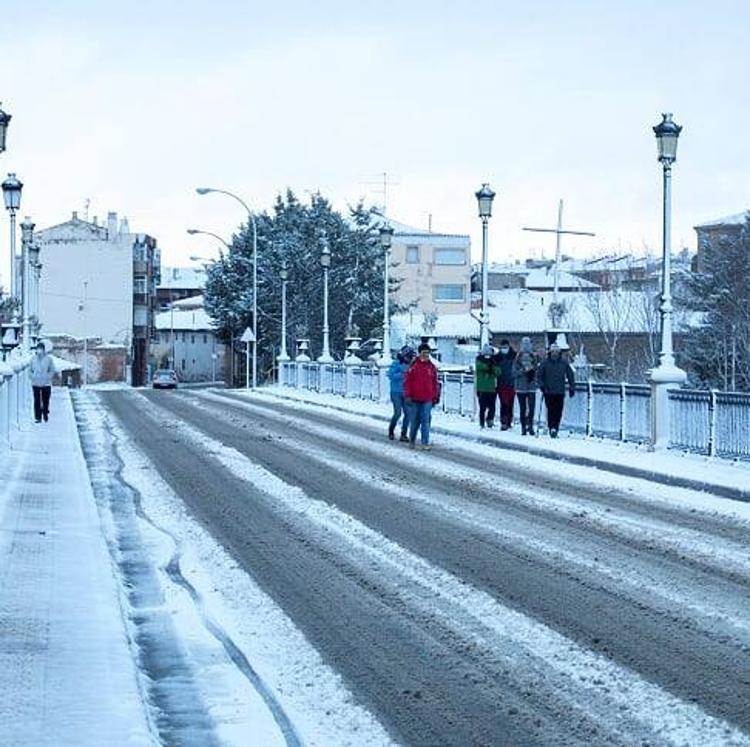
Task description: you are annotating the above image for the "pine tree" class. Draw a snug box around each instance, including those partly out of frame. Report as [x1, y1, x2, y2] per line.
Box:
[684, 216, 750, 390]
[203, 190, 396, 382]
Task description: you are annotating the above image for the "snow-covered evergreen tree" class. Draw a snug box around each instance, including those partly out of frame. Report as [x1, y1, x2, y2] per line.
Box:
[684, 216, 750, 390]
[203, 190, 397, 382]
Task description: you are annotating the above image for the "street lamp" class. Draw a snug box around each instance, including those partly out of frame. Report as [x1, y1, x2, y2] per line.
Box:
[378, 224, 394, 366]
[475, 183, 495, 348]
[2, 173, 22, 317]
[196, 187, 258, 387]
[19, 216, 34, 352]
[649, 112, 686, 449]
[317, 234, 333, 363]
[278, 261, 290, 362]
[0, 103, 11, 153]
[186, 228, 230, 252]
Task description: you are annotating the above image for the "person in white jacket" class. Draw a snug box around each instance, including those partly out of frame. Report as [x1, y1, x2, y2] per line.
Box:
[30, 342, 55, 423]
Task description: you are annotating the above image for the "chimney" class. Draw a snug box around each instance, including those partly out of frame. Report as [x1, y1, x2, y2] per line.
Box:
[72, 211, 78, 221]
[107, 211, 117, 240]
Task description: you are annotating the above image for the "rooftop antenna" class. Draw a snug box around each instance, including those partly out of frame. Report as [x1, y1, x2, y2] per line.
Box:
[359, 171, 400, 215]
[522, 199, 595, 304]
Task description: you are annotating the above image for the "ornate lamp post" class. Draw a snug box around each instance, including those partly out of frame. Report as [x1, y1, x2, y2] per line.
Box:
[475, 183, 495, 348]
[196, 187, 258, 387]
[0, 103, 11, 154]
[29, 241, 41, 340]
[19, 216, 34, 352]
[2, 173, 22, 319]
[649, 112, 686, 449]
[278, 261, 290, 383]
[317, 235, 333, 363]
[378, 224, 394, 365]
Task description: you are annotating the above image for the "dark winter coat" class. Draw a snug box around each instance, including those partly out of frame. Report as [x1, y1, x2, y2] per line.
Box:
[474, 355, 498, 393]
[493, 348, 516, 387]
[386, 360, 409, 395]
[537, 356, 576, 395]
[512, 350, 539, 393]
[404, 358, 440, 403]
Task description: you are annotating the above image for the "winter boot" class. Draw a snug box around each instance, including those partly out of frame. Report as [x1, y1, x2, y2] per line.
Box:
[388, 427, 395, 441]
[399, 433, 410, 443]
[487, 419, 494, 429]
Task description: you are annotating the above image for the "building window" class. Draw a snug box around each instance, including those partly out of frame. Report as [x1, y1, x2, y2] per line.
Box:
[191, 334, 195, 344]
[434, 247, 466, 265]
[203, 334, 208, 344]
[406, 245, 419, 264]
[134, 278, 147, 295]
[433, 284, 466, 302]
[181, 358, 186, 370]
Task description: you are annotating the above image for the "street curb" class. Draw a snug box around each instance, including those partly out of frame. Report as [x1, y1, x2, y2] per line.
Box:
[234, 390, 750, 505]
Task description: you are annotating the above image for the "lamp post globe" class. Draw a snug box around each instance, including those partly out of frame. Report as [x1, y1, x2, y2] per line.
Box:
[2, 173, 22, 211]
[475, 183, 496, 219]
[0, 103, 11, 153]
[653, 112, 682, 164]
[475, 182, 495, 348]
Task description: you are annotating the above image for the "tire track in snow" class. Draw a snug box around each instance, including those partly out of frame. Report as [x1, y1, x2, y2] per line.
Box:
[132, 390, 750, 746]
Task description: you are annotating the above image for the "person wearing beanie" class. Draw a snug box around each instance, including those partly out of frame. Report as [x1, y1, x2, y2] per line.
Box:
[511, 336, 540, 435]
[493, 338, 516, 430]
[537, 342, 576, 438]
[475, 343, 498, 428]
[386, 345, 414, 441]
[403, 342, 441, 449]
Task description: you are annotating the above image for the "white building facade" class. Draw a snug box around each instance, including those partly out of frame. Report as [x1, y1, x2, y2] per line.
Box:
[36, 211, 159, 386]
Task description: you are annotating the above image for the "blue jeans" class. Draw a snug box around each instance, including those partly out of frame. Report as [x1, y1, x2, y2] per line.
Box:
[408, 401, 433, 445]
[389, 392, 410, 436]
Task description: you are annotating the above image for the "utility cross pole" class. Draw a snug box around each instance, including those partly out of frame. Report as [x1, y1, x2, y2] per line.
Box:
[523, 199, 595, 305]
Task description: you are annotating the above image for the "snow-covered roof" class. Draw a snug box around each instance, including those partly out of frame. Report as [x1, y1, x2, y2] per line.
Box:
[155, 308, 215, 331]
[694, 211, 749, 229]
[374, 214, 470, 244]
[158, 267, 206, 291]
[523, 267, 599, 290]
[50, 354, 81, 372]
[392, 288, 697, 339]
[172, 294, 204, 309]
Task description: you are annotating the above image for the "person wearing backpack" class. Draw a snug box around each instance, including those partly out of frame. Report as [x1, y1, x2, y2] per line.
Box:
[537, 342, 576, 438]
[475, 344, 498, 428]
[512, 336, 540, 435]
[403, 343, 441, 450]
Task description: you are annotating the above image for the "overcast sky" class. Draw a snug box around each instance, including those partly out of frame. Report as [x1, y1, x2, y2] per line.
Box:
[1, 0, 748, 286]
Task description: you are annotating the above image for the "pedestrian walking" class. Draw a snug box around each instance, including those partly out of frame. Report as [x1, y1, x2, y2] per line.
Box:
[475, 344, 498, 428]
[403, 342, 440, 450]
[512, 336, 539, 435]
[387, 345, 414, 442]
[494, 338, 516, 430]
[537, 342, 576, 438]
[30, 341, 55, 423]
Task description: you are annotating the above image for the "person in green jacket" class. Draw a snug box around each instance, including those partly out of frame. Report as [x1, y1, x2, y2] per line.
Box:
[475, 344, 498, 428]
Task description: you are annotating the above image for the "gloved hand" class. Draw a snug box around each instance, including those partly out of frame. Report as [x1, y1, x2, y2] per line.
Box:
[569, 388, 575, 398]
[404, 397, 413, 405]
[432, 398, 440, 406]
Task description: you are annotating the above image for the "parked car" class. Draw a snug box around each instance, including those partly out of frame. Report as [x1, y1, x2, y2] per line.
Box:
[152, 369, 178, 389]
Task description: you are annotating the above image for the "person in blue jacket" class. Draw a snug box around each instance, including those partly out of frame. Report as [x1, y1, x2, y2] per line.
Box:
[387, 345, 415, 441]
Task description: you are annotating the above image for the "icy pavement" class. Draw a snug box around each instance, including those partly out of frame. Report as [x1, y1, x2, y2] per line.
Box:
[253, 386, 750, 503]
[0, 389, 153, 746]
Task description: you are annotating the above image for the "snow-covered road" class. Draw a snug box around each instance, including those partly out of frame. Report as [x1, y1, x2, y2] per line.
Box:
[88, 387, 750, 746]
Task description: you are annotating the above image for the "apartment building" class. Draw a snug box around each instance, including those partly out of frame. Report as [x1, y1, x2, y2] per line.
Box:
[36, 211, 160, 386]
[387, 218, 471, 314]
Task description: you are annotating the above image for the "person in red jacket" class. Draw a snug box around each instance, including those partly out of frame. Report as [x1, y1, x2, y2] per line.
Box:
[403, 342, 441, 450]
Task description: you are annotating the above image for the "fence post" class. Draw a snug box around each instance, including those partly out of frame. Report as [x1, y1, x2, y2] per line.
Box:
[458, 374, 464, 416]
[586, 380, 594, 437]
[620, 382, 627, 441]
[708, 389, 717, 457]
